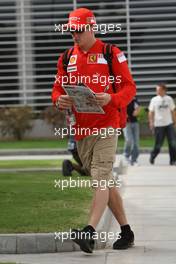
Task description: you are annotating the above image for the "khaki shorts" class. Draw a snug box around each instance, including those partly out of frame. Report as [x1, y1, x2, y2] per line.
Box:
[76, 134, 118, 187]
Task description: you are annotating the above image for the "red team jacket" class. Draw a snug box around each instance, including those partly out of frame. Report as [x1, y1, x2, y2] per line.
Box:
[52, 39, 136, 140]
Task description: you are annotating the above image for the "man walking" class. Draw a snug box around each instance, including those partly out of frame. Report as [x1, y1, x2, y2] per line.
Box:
[148, 84, 176, 165]
[123, 97, 141, 165]
[52, 8, 136, 253]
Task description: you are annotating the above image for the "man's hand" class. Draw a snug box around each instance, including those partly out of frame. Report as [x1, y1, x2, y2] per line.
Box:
[56, 95, 73, 109]
[94, 93, 111, 107]
[171, 110, 176, 128]
[148, 111, 154, 131]
[132, 106, 141, 117]
[149, 122, 154, 131]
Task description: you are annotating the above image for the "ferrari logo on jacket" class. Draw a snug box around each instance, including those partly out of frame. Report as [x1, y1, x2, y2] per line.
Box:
[69, 55, 77, 65]
[87, 54, 97, 64]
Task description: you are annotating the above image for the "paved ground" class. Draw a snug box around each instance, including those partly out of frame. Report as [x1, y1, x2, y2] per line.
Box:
[0, 144, 168, 161]
[0, 153, 171, 163]
[0, 154, 72, 161]
[0, 154, 176, 263]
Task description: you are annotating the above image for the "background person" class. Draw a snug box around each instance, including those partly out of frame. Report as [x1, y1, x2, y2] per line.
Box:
[123, 97, 141, 165]
[62, 113, 88, 176]
[52, 8, 136, 253]
[148, 84, 176, 165]
[62, 134, 89, 176]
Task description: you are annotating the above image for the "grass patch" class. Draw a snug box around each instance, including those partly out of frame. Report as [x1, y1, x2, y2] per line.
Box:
[0, 136, 168, 149]
[139, 137, 168, 148]
[0, 171, 92, 233]
[0, 160, 63, 169]
[0, 138, 67, 149]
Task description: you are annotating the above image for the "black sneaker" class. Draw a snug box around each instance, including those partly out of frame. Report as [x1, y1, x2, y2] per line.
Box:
[113, 230, 134, 250]
[170, 161, 176, 165]
[149, 155, 155, 164]
[71, 229, 95, 253]
[62, 160, 73, 176]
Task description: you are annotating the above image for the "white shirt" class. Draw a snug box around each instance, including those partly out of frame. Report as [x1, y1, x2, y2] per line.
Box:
[148, 95, 175, 127]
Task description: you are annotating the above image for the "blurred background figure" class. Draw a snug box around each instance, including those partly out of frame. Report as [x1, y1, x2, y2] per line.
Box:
[123, 97, 141, 165]
[62, 112, 88, 177]
[62, 135, 89, 176]
[148, 84, 176, 165]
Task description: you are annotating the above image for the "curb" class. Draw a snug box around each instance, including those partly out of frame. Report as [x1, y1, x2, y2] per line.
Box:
[0, 148, 168, 156]
[0, 168, 61, 173]
[0, 149, 68, 156]
[0, 233, 106, 254]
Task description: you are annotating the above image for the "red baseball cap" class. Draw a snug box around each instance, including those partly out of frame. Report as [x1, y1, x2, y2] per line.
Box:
[64, 8, 96, 31]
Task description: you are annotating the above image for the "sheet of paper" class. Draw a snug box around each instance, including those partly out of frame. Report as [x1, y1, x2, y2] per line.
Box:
[62, 84, 105, 114]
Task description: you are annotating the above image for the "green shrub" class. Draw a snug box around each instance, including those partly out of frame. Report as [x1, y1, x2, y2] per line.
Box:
[138, 106, 148, 124]
[42, 106, 66, 129]
[0, 106, 33, 140]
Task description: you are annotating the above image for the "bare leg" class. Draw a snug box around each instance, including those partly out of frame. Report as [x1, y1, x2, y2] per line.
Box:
[88, 187, 109, 228]
[108, 186, 128, 226]
[88, 186, 128, 228]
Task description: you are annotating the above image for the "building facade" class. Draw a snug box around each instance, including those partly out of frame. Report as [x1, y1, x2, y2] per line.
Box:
[0, 0, 176, 111]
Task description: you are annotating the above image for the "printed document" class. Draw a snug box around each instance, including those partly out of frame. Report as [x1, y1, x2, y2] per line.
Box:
[62, 84, 105, 114]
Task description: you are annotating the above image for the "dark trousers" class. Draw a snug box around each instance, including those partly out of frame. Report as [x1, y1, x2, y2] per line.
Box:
[151, 124, 176, 163]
